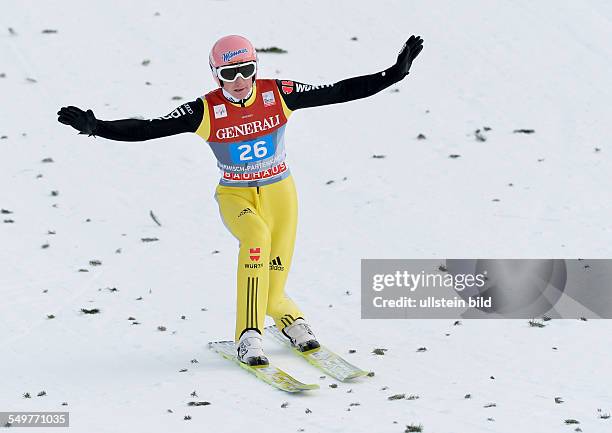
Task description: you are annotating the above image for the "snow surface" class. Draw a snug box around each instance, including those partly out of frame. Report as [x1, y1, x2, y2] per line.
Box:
[1, 0, 611, 432]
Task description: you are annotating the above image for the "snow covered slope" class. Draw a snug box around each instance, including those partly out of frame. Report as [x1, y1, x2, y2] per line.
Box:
[1, 1, 611, 432]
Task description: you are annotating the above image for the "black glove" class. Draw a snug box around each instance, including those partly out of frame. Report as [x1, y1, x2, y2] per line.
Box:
[57, 106, 98, 136]
[394, 35, 424, 77]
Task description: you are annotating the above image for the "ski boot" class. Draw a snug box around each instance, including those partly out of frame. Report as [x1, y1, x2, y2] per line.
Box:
[236, 330, 269, 367]
[282, 318, 321, 352]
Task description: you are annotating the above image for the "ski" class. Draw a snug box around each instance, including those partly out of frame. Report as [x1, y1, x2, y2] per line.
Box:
[208, 340, 319, 393]
[265, 325, 369, 382]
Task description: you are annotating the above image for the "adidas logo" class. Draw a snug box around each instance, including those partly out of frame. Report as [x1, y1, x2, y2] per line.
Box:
[269, 256, 285, 271]
[238, 208, 254, 218]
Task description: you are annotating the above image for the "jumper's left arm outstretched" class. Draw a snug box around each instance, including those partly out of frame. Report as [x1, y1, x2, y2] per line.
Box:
[277, 35, 424, 111]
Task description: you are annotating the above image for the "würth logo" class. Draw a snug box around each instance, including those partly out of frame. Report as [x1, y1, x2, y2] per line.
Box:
[294, 82, 333, 93]
[281, 80, 294, 94]
[249, 247, 261, 261]
[269, 256, 285, 271]
[280, 80, 333, 95]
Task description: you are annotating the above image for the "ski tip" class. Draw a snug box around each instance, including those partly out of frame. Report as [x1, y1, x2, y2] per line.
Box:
[288, 383, 319, 391]
[281, 386, 319, 393]
[342, 370, 370, 381]
[301, 384, 320, 391]
[208, 340, 234, 350]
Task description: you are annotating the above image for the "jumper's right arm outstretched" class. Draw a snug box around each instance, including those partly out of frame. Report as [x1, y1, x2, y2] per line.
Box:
[57, 99, 204, 141]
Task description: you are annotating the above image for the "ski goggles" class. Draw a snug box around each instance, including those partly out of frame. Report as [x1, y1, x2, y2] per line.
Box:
[215, 61, 257, 82]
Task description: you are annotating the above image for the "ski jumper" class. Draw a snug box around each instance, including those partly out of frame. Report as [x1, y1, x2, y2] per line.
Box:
[91, 66, 406, 342]
[197, 79, 304, 340]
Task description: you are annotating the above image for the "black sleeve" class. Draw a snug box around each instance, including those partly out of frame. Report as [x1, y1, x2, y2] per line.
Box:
[276, 65, 405, 111]
[93, 98, 204, 141]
